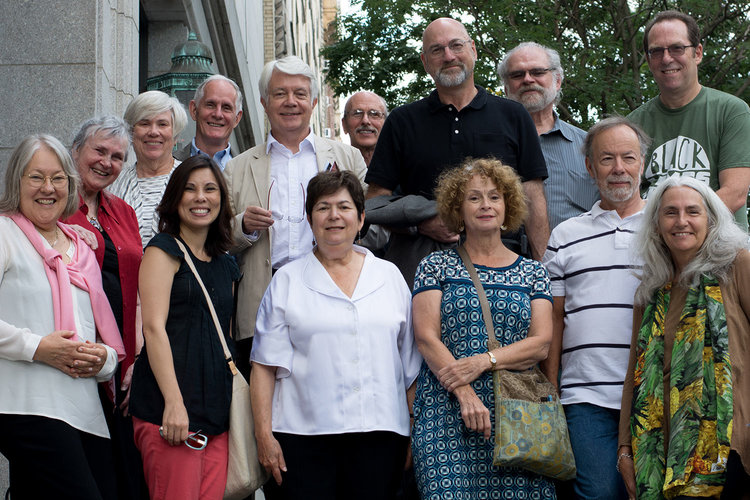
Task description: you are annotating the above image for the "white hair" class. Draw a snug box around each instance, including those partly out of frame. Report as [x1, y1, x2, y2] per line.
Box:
[258, 56, 318, 102]
[634, 176, 748, 305]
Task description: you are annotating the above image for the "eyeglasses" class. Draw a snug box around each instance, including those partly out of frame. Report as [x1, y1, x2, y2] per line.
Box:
[646, 45, 695, 60]
[185, 431, 208, 450]
[158, 427, 209, 450]
[426, 39, 472, 58]
[267, 178, 306, 223]
[506, 68, 556, 81]
[23, 173, 69, 188]
[346, 109, 385, 120]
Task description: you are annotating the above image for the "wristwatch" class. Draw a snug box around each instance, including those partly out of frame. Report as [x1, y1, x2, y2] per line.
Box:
[486, 351, 497, 370]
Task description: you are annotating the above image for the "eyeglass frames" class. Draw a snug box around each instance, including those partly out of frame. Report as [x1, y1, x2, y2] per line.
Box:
[23, 173, 69, 188]
[426, 38, 472, 58]
[159, 426, 209, 450]
[345, 109, 385, 120]
[506, 68, 556, 81]
[646, 44, 695, 60]
[267, 178, 306, 223]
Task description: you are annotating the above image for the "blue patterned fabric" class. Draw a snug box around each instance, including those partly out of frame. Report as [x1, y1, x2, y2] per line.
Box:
[412, 249, 556, 499]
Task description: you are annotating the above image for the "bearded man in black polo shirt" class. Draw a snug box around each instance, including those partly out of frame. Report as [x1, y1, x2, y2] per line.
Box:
[365, 17, 549, 286]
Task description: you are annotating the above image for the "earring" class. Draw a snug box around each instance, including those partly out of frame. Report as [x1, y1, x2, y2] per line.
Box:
[501, 225, 507, 231]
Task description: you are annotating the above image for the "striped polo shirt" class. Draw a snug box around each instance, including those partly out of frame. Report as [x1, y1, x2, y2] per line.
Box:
[543, 201, 643, 409]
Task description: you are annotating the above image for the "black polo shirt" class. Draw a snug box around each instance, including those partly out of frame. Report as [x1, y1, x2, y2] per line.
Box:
[366, 86, 547, 199]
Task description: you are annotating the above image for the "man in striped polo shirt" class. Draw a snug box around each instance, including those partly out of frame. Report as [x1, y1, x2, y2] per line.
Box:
[542, 116, 650, 500]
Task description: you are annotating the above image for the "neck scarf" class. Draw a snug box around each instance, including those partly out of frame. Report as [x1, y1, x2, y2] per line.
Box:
[7, 213, 125, 360]
[631, 274, 732, 499]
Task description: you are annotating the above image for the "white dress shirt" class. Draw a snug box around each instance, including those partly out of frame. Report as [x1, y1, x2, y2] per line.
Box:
[251, 246, 422, 436]
[266, 132, 318, 269]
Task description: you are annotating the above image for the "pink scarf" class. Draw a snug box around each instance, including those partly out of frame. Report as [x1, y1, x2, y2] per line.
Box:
[7, 213, 125, 360]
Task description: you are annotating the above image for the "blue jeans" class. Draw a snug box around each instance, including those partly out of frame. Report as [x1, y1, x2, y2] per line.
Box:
[564, 403, 627, 500]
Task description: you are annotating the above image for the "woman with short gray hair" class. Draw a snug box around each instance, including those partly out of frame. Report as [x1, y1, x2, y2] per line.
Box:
[64, 115, 148, 499]
[109, 90, 187, 247]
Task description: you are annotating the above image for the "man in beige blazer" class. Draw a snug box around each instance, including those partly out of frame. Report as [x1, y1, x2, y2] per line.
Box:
[224, 56, 367, 376]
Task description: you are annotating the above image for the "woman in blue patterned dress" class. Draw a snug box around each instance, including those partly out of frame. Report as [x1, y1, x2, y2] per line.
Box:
[411, 158, 556, 499]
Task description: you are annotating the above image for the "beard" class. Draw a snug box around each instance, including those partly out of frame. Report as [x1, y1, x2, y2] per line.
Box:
[600, 175, 638, 202]
[434, 62, 472, 87]
[509, 84, 558, 113]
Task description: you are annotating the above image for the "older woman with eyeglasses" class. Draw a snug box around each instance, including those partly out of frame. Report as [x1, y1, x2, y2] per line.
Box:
[0, 134, 125, 499]
[109, 90, 187, 247]
[63, 115, 147, 499]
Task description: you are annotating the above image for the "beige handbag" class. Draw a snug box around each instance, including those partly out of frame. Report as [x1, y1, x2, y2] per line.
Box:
[175, 239, 268, 499]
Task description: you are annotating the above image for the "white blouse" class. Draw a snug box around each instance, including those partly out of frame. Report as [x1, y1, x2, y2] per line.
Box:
[251, 246, 422, 436]
[0, 218, 117, 438]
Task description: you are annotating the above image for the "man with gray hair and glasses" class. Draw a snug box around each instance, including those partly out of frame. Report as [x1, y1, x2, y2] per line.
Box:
[175, 74, 244, 170]
[342, 91, 388, 167]
[629, 10, 750, 229]
[223, 56, 366, 378]
[499, 42, 599, 230]
[366, 18, 548, 286]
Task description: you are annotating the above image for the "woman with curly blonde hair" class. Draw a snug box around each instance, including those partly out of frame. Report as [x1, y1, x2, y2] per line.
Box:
[411, 158, 555, 499]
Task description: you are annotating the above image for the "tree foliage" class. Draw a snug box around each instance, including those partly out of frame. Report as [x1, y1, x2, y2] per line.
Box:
[322, 0, 750, 129]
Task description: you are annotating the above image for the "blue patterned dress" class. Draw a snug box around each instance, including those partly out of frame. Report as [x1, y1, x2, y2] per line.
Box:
[412, 249, 556, 499]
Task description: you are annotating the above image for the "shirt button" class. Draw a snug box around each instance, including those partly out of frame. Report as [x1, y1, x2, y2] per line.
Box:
[353, 386, 360, 392]
[454, 117, 459, 122]
[454, 130, 459, 134]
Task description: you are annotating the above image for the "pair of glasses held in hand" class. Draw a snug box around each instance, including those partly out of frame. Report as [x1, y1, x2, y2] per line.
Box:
[159, 426, 208, 450]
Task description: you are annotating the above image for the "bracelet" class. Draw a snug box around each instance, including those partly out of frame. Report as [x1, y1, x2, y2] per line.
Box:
[615, 452, 633, 473]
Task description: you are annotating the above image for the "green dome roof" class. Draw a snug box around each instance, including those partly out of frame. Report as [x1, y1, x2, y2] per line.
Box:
[169, 32, 214, 74]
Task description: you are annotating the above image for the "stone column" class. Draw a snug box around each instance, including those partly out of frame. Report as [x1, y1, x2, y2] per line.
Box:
[0, 0, 139, 186]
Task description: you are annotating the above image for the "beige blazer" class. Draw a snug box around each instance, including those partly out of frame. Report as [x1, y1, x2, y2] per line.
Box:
[224, 134, 367, 341]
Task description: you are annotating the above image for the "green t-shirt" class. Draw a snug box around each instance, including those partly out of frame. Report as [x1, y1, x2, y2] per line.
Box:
[629, 86, 750, 229]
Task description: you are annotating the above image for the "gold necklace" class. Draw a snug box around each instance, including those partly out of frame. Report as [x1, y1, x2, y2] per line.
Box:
[38, 227, 60, 247]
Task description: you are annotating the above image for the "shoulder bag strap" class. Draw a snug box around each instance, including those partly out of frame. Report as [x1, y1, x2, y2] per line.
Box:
[456, 245, 500, 350]
[174, 238, 239, 375]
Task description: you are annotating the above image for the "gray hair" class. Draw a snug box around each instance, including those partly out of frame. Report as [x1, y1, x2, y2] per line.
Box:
[634, 176, 748, 305]
[71, 115, 132, 162]
[193, 74, 243, 113]
[258, 56, 319, 102]
[0, 134, 80, 218]
[123, 90, 188, 136]
[497, 41, 564, 87]
[583, 116, 651, 160]
[343, 91, 389, 118]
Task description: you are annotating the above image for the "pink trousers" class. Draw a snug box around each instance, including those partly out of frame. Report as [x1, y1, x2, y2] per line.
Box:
[133, 417, 228, 500]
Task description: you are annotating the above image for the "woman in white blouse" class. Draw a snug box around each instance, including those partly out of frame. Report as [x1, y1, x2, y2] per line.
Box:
[250, 170, 422, 500]
[0, 134, 125, 499]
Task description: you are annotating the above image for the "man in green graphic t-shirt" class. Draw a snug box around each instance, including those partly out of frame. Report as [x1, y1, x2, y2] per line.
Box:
[629, 10, 750, 229]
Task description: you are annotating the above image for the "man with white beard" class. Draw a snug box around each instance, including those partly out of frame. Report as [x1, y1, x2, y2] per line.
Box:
[366, 18, 548, 285]
[541, 116, 650, 500]
[499, 42, 599, 230]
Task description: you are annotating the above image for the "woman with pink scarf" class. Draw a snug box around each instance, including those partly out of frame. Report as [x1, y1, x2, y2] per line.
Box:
[0, 134, 125, 499]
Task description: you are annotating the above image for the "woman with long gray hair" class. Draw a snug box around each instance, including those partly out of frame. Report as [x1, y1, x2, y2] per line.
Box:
[618, 176, 750, 500]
